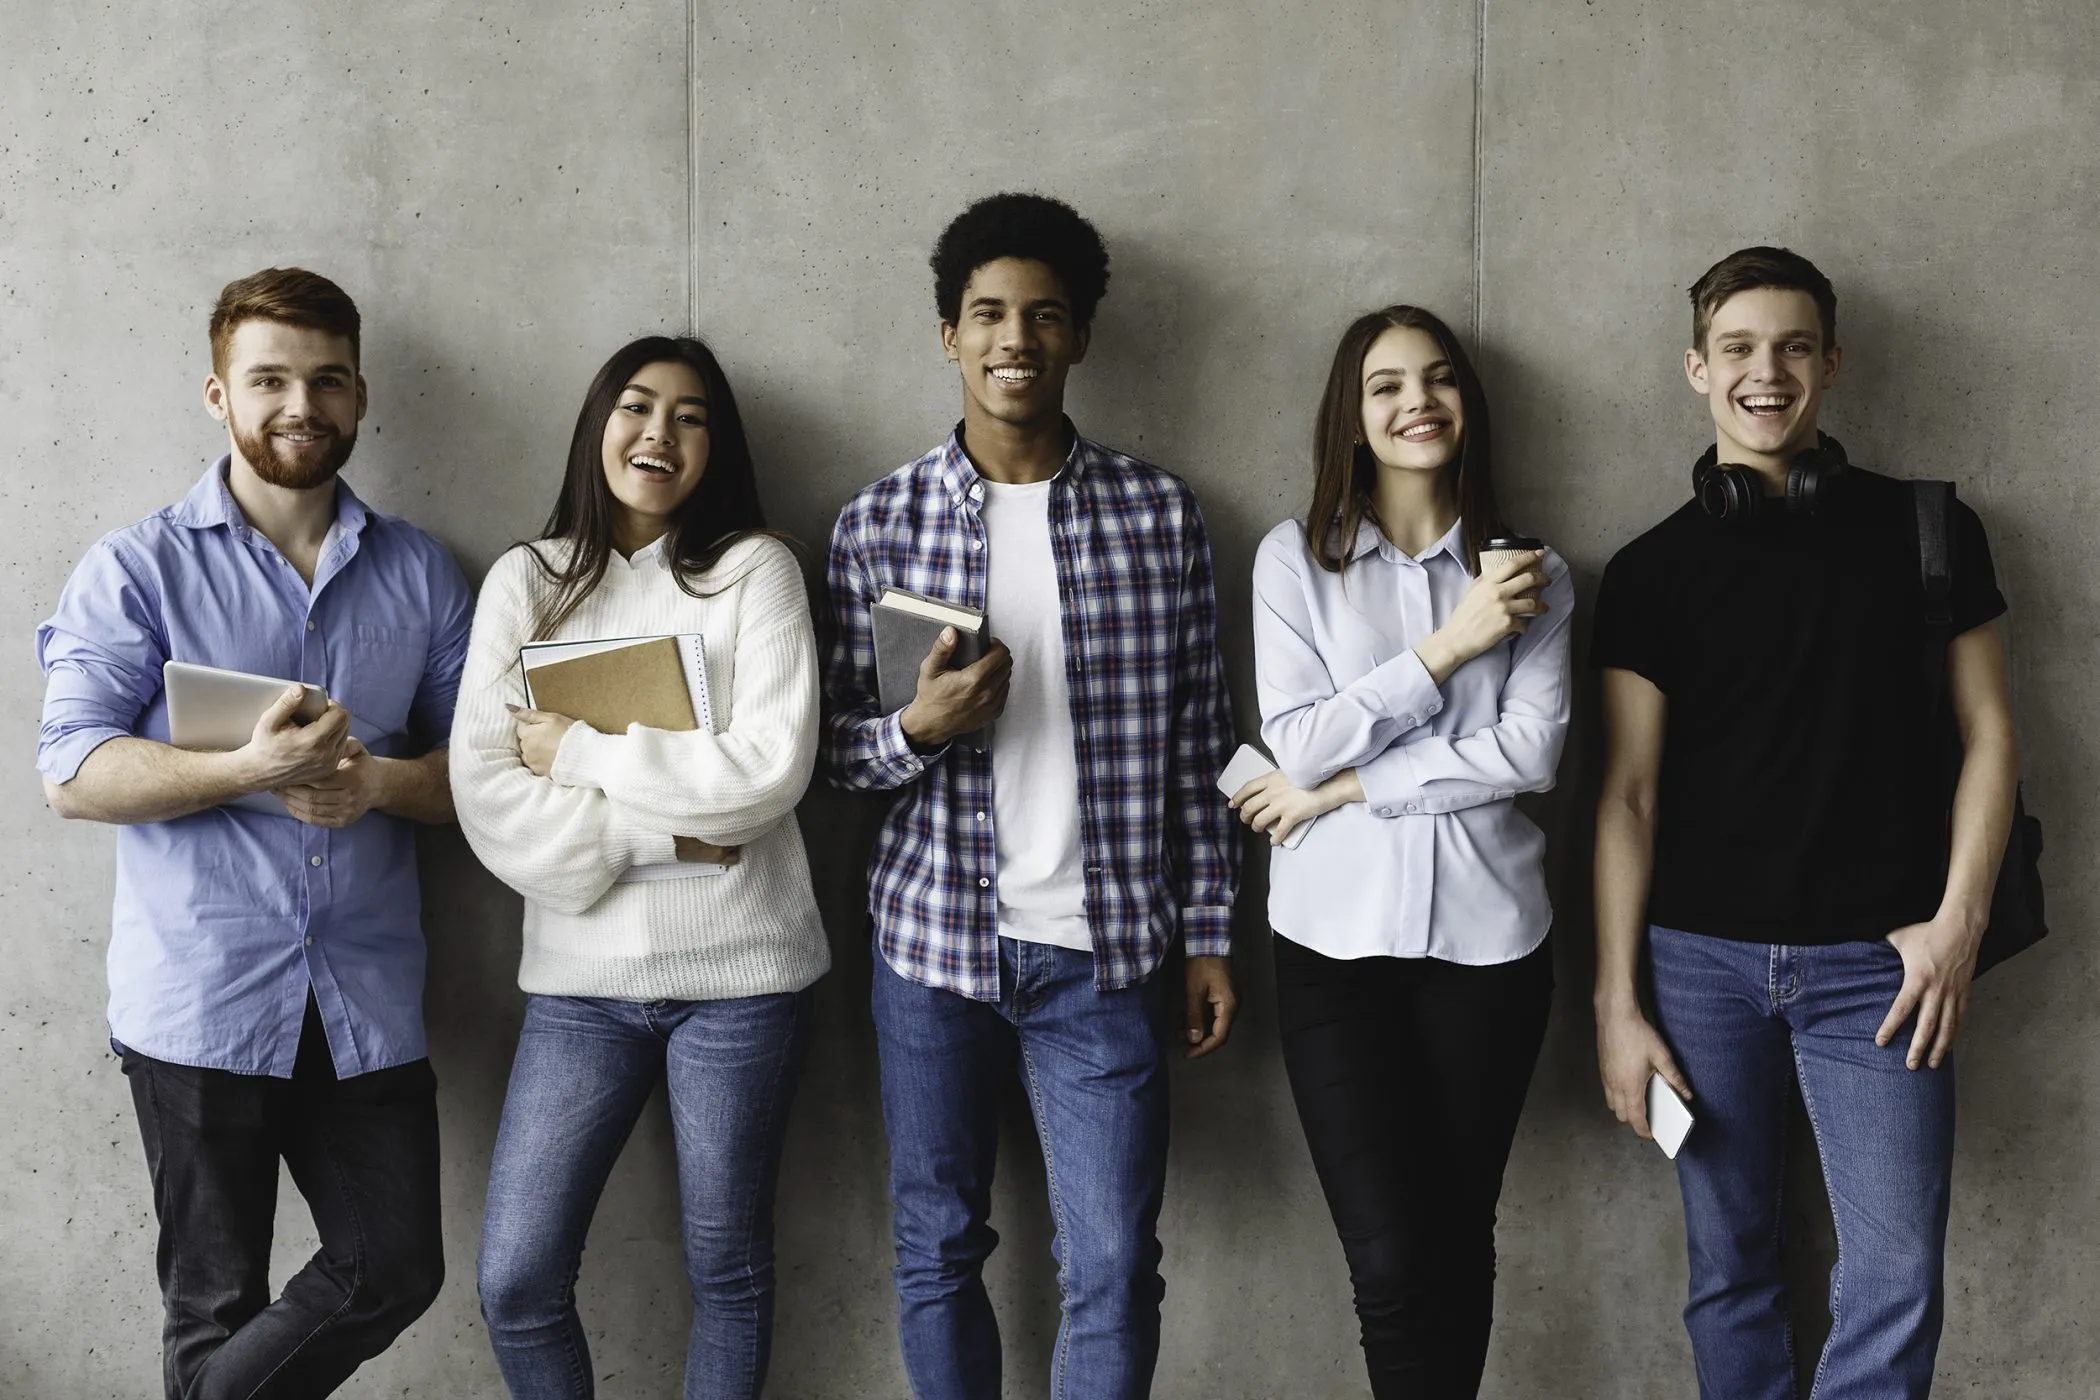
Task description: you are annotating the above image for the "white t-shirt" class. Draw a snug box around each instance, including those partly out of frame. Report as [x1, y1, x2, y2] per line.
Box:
[981, 478, 1090, 951]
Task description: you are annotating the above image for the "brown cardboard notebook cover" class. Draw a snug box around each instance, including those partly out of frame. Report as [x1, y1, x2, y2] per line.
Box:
[525, 637, 697, 734]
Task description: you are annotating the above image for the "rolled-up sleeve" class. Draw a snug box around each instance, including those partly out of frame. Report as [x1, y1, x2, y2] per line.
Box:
[36, 539, 166, 784]
[407, 542, 475, 752]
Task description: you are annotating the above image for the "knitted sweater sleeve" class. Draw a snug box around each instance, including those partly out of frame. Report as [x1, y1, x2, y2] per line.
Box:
[449, 549, 679, 914]
[549, 539, 819, 848]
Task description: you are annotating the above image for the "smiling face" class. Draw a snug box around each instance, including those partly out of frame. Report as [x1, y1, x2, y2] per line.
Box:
[599, 359, 710, 552]
[940, 256, 1088, 435]
[1686, 286, 1841, 468]
[1359, 324, 1465, 477]
[205, 319, 365, 490]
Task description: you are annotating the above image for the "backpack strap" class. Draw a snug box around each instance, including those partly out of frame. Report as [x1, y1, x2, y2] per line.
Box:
[1913, 479, 1955, 630]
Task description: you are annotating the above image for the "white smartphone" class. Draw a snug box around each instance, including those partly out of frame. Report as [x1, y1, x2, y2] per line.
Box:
[1646, 1072, 1695, 1159]
[1216, 743, 1314, 850]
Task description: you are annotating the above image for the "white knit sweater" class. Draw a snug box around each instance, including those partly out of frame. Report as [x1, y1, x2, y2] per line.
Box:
[450, 533, 830, 1001]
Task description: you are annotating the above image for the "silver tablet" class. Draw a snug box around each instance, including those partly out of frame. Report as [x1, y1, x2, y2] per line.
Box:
[164, 660, 328, 752]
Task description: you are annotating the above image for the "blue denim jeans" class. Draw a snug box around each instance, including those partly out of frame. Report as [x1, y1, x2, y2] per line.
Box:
[477, 990, 813, 1400]
[1649, 926, 1955, 1400]
[872, 937, 1171, 1400]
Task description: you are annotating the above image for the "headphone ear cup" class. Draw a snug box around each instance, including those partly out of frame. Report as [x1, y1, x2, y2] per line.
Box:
[1729, 470, 1761, 520]
[1696, 462, 1761, 521]
[1788, 459, 1817, 514]
[1785, 441, 1846, 514]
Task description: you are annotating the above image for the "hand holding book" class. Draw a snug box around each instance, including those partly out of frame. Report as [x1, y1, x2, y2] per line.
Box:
[674, 836, 742, 867]
[510, 634, 729, 881]
[898, 626, 1013, 751]
[508, 703, 575, 778]
[508, 703, 741, 871]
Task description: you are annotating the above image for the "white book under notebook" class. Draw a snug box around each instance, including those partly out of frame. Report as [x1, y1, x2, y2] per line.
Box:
[518, 633, 724, 882]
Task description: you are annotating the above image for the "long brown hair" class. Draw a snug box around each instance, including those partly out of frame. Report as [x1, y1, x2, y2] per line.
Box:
[1306, 306, 1507, 575]
[524, 335, 788, 639]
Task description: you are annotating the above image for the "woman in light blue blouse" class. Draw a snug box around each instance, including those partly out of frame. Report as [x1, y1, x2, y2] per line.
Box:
[1228, 305, 1572, 1399]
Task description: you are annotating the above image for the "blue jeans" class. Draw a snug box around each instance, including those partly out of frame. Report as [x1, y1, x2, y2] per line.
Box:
[872, 938, 1171, 1400]
[477, 991, 813, 1399]
[1649, 927, 1955, 1400]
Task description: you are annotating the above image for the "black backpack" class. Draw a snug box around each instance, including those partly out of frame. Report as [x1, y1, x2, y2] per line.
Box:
[1912, 480, 2047, 976]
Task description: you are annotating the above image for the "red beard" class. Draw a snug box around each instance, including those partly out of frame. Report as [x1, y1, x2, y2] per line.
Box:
[230, 412, 357, 490]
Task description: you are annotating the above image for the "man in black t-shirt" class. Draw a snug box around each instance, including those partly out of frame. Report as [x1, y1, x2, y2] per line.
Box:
[1590, 247, 2019, 1400]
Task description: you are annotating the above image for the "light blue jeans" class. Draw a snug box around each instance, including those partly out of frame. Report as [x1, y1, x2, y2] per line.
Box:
[872, 937, 1171, 1400]
[1649, 926, 1955, 1400]
[477, 990, 813, 1399]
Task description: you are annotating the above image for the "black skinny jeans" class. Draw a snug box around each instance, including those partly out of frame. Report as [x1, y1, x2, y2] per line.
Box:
[120, 997, 445, 1400]
[1274, 932, 1553, 1400]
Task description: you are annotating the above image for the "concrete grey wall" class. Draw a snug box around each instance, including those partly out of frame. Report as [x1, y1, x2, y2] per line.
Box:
[7, 2, 2095, 1396]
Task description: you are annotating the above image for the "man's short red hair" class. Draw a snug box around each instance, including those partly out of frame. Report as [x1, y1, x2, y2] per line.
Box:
[209, 268, 361, 376]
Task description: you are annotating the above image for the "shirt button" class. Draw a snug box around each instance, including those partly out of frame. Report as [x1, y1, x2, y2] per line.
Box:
[306, 619, 316, 632]
[309, 855, 323, 867]
[975, 811, 987, 822]
[971, 539, 984, 551]
[977, 877, 990, 888]
[1404, 802, 1419, 814]
[1378, 807, 1393, 817]
[304, 937, 314, 947]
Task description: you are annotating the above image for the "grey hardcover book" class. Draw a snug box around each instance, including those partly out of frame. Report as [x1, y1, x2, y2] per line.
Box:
[873, 586, 988, 751]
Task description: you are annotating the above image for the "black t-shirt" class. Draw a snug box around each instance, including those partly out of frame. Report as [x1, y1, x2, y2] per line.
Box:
[1590, 466, 2006, 945]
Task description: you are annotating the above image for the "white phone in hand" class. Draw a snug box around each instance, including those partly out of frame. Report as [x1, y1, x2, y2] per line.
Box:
[1646, 1072, 1695, 1159]
[1216, 743, 1315, 849]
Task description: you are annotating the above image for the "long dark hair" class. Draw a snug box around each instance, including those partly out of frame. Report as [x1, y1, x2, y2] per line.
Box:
[525, 335, 782, 639]
[1306, 306, 1507, 575]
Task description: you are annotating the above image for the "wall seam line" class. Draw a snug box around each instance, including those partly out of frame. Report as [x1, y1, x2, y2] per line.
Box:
[1471, 0, 1487, 350]
[686, 0, 700, 335]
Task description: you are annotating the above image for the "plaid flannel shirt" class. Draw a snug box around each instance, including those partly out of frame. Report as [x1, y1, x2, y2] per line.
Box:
[821, 427, 1239, 1001]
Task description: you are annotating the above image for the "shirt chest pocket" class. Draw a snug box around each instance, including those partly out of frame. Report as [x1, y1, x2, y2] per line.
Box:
[337, 623, 428, 742]
[1086, 560, 1178, 668]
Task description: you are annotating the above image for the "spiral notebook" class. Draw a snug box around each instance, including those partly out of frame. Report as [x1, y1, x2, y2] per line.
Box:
[519, 633, 721, 882]
[520, 634, 712, 735]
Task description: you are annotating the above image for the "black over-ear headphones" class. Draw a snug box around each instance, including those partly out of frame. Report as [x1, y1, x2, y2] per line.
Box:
[1693, 433, 1849, 521]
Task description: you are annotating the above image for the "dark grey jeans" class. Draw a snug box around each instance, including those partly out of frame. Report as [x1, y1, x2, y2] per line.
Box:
[120, 997, 444, 1400]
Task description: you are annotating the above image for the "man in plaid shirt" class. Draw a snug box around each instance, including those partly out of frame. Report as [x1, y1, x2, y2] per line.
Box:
[821, 193, 1240, 1400]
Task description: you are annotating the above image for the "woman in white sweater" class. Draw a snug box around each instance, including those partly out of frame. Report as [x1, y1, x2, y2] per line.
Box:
[452, 335, 827, 1400]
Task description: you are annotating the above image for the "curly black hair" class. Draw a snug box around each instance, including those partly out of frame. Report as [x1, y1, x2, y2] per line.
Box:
[931, 192, 1111, 329]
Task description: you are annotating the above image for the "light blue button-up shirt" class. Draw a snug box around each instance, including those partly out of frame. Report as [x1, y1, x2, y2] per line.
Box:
[1250, 517, 1572, 964]
[36, 460, 472, 1077]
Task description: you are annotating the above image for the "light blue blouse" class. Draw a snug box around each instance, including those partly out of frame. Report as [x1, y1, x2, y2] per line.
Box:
[1250, 516, 1572, 963]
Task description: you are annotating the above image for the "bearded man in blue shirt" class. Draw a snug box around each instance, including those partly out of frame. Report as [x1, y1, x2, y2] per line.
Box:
[37, 267, 471, 1400]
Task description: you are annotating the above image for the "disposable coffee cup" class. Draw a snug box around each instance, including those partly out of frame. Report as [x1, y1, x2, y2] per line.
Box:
[1479, 535, 1545, 588]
